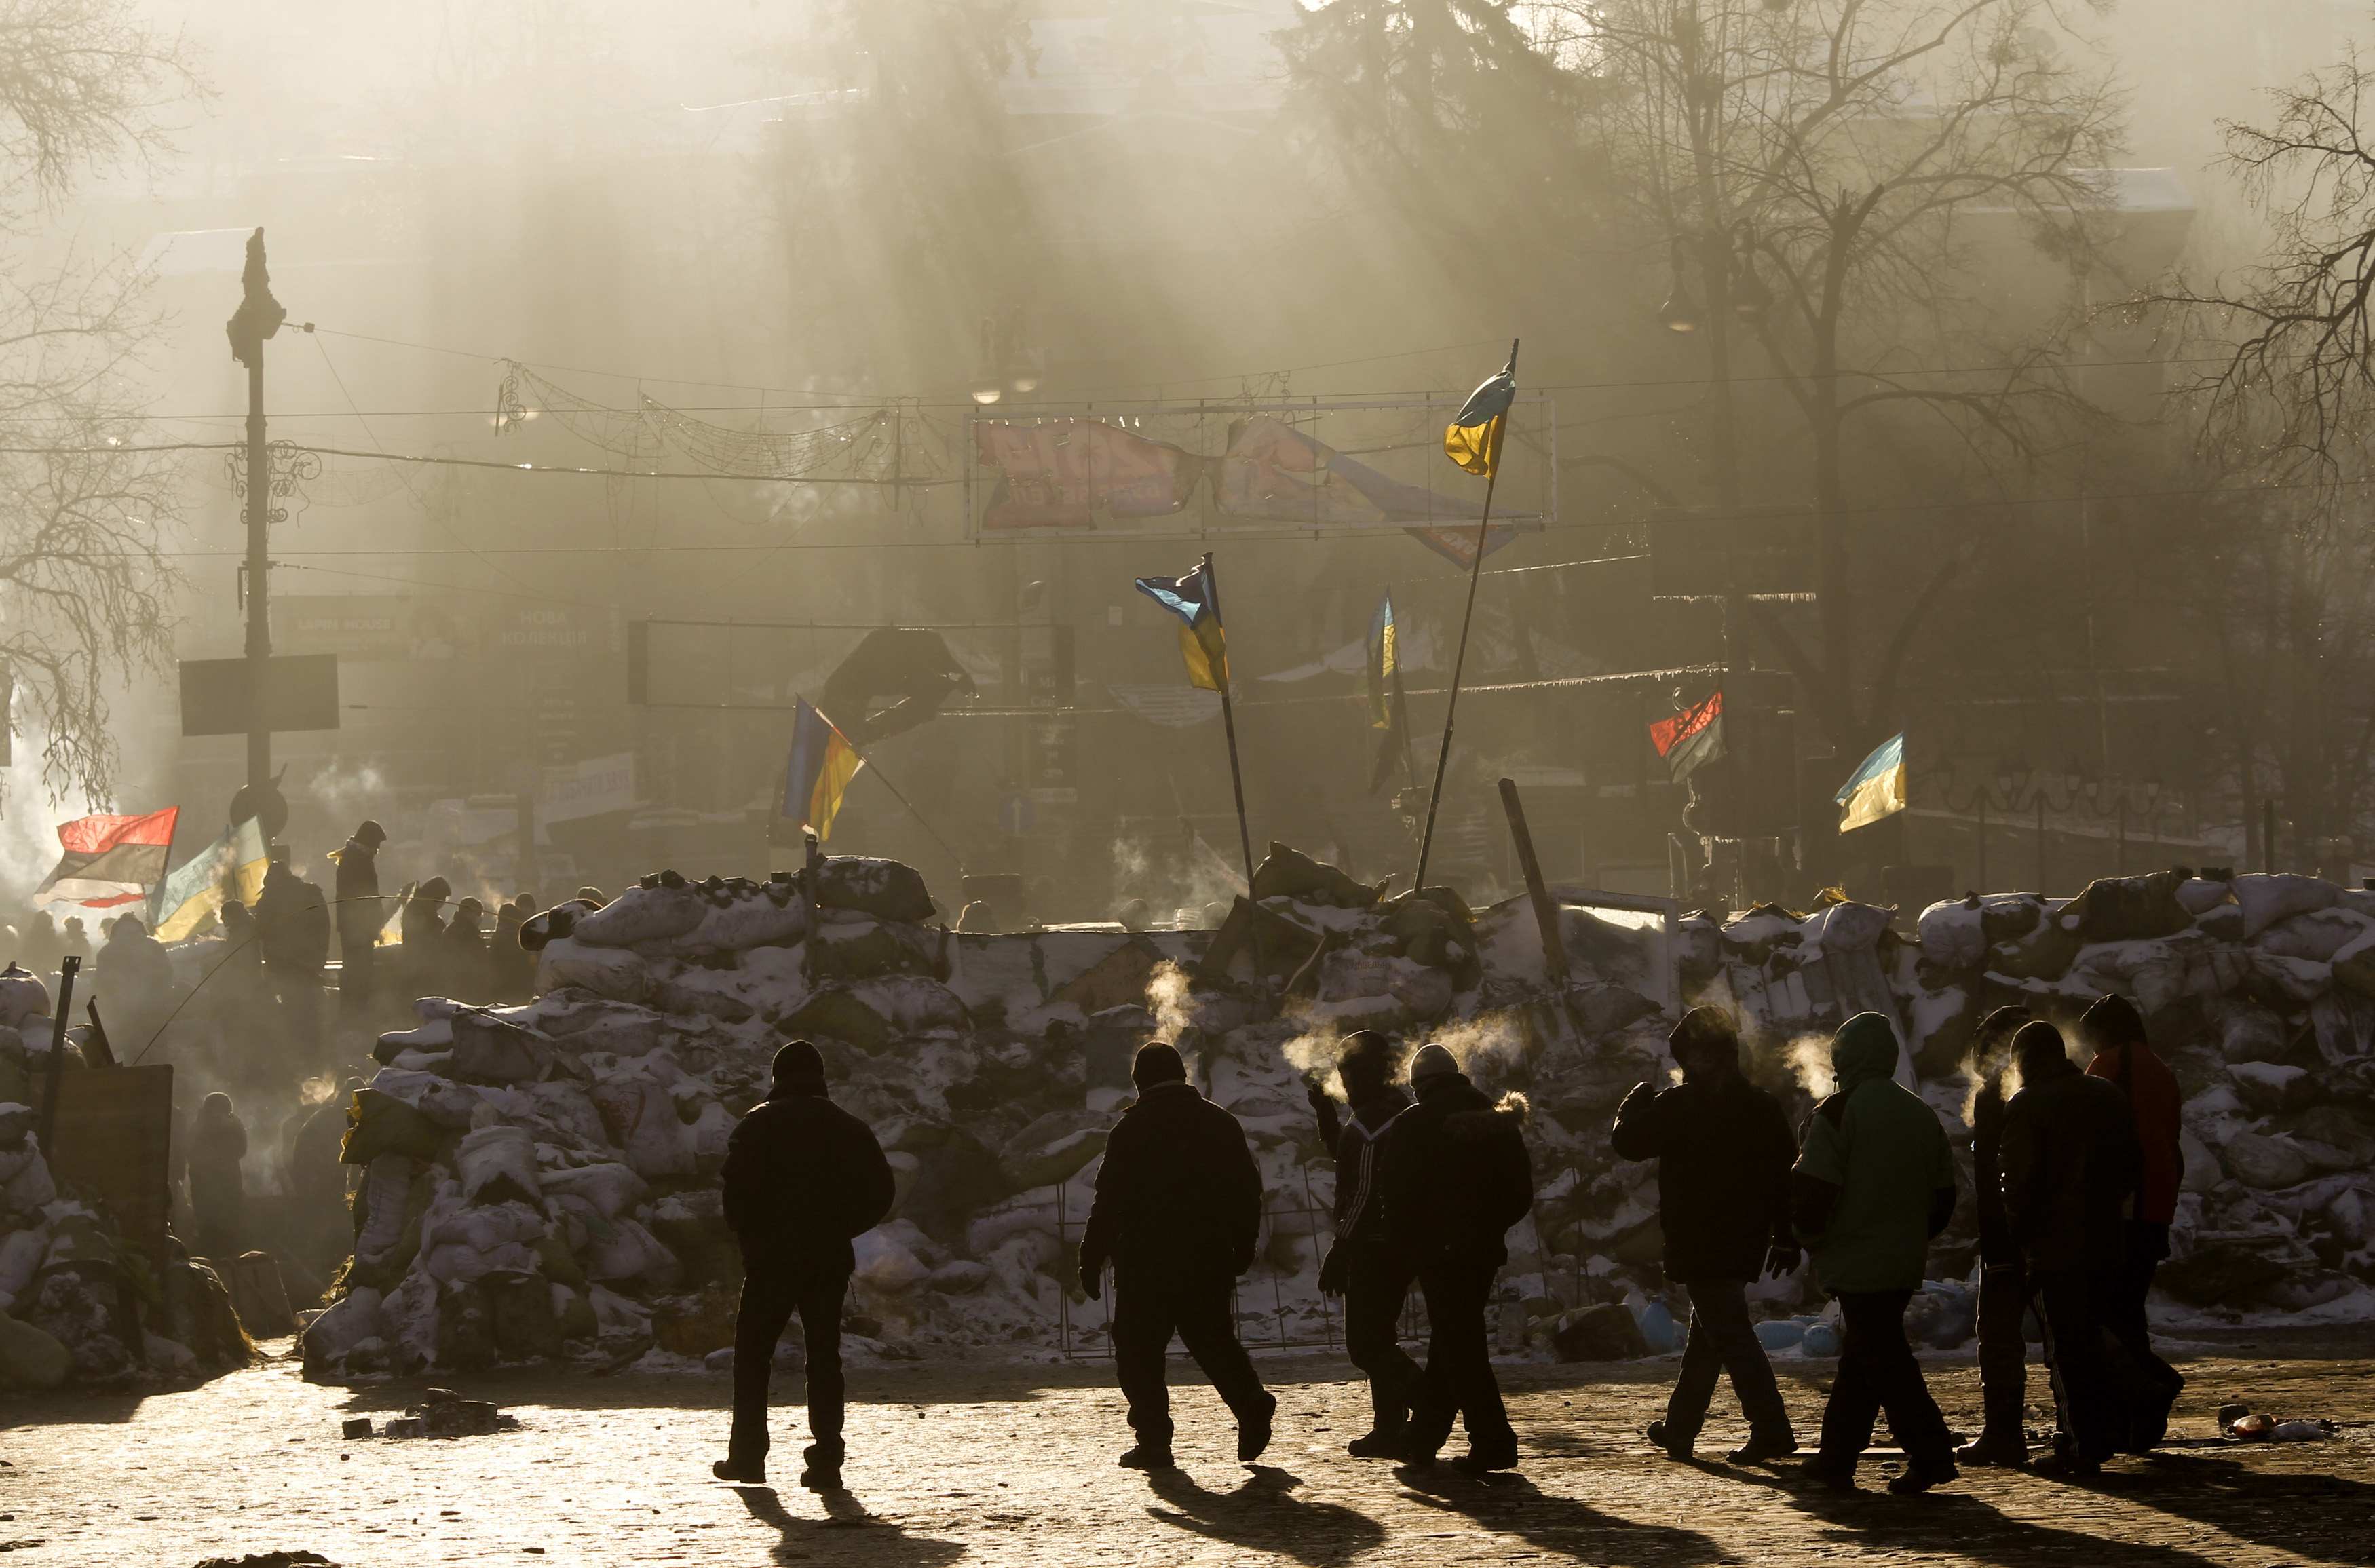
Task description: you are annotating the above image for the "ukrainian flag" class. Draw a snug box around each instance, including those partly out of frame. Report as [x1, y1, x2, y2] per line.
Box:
[1836, 733, 1909, 832]
[1133, 556, 1229, 692]
[1444, 354, 1517, 478]
[153, 816, 270, 942]
[783, 697, 865, 841]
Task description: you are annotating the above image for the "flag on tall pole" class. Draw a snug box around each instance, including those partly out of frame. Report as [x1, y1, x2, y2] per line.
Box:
[1135, 553, 1256, 895]
[1836, 733, 1910, 831]
[34, 808, 178, 915]
[1413, 340, 1519, 890]
[782, 697, 865, 842]
[1366, 590, 1414, 796]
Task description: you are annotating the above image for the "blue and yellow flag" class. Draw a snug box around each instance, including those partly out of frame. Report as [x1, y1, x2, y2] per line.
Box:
[1836, 733, 1909, 832]
[152, 816, 270, 942]
[783, 697, 865, 841]
[1444, 353, 1517, 478]
[1133, 557, 1228, 692]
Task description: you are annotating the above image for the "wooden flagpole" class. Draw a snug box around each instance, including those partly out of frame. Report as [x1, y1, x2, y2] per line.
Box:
[1202, 551, 1259, 896]
[1413, 337, 1518, 892]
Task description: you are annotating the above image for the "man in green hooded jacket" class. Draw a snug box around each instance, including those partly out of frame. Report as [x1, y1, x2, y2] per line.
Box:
[1791, 1011, 1958, 1493]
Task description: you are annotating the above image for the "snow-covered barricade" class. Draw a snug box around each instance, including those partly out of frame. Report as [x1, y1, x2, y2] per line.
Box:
[299, 857, 2375, 1383]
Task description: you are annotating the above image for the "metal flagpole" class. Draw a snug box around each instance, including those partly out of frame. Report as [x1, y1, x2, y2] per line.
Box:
[1413, 337, 1518, 891]
[851, 746, 967, 880]
[1202, 551, 1259, 895]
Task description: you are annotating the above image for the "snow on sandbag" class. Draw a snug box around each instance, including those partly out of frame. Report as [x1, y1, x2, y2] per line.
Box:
[571, 883, 708, 949]
[1248, 841, 1384, 909]
[848, 974, 969, 1034]
[2178, 877, 2236, 916]
[448, 1012, 556, 1085]
[457, 1125, 542, 1207]
[785, 985, 896, 1051]
[589, 1075, 693, 1179]
[1990, 916, 2082, 980]
[2060, 871, 2192, 944]
[1000, 1109, 1110, 1190]
[965, 1186, 1063, 1257]
[0, 1226, 45, 1301]
[2249, 951, 2332, 1005]
[537, 937, 653, 1003]
[2233, 873, 2342, 939]
[301, 1286, 388, 1364]
[587, 1283, 651, 1337]
[2257, 907, 2375, 964]
[1803, 900, 1893, 955]
[2223, 1130, 2313, 1190]
[374, 1018, 455, 1065]
[583, 1215, 681, 1290]
[810, 919, 947, 982]
[854, 1221, 933, 1294]
[0, 966, 48, 1030]
[539, 1161, 648, 1219]
[352, 1155, 421, 1271]
[661, 890, 810, 954]
[812, 856, 937, 924]
[367, 1067, 486, 1128]
[1917, 899, 1986, 971]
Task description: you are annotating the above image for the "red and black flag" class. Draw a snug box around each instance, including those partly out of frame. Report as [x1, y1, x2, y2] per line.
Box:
[35, 807, 178, 914]
[1650, 691, 1726, 784]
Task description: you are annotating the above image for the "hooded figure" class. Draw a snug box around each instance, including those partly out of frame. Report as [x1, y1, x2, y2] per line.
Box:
[1614, 1004, 1800, 1464]
[95, 914, 176, 1059]
[1078, 1041, 1274, 1471]
[2000, 1018, 2143, 1474]
[1958, 1003, 2039, 1469]
[185, 1091, 249, 1261]
[1308, 1029, 1419, 1457]
[715, 1039, 894, 1490]
[334, 820, 387, 1010]
[2076, 992, 2186, 1451]
[1791, 1012, 1958, 1493]
[441, 897, 491, 1001]
[1380, 1041, 1534, 1474]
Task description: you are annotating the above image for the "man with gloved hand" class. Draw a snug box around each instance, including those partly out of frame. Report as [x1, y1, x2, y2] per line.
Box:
[715, 1039, 895, 1491]
[1612, 1005, 1801, 1464]
[1078, 1041, 1275, 1471]
[1306, 1029, 1418, 1457]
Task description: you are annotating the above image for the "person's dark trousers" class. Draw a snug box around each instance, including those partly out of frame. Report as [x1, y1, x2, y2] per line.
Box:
[1974, 1259, 2032, 1443]
[2032, 1269, 2120, 1463]
[1111, 1264, 1270, 1449]
[728, 1261, 848, 1468]
[1817, 1290, 1953, 1474]
[2102, 1221, 2182, 1451]
[1342, 1244, 1422, 1433]
[1407, 1260, 1516, 1460]
[338, 942, 375, 1015]
[1664, 1278, 1793, 1447]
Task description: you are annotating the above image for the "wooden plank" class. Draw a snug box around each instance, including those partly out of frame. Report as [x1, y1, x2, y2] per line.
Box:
[47, 1063, 176, 1265]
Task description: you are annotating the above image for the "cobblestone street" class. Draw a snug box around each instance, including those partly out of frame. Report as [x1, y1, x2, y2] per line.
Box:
[5, 1331, 2374, 1567]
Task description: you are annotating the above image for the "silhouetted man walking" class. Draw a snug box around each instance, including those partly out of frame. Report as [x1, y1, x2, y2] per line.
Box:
[2079, 992, 2187, 1450]
[1079, 1041, 1274, 1470]
[1308, 1029, 1419, 1457]
[1383, 1041, 1534, 1474]
[1959, 1003, 2036, 1468]
[1793, 1012, 1958, 1494]
[1615, 1005, 1800, 1464]
[715, 1039, 894, 1490]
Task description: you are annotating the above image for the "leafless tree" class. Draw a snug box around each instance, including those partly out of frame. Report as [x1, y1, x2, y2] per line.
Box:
[0, 0, 199, 801]
[1577, 0, 2125, 753]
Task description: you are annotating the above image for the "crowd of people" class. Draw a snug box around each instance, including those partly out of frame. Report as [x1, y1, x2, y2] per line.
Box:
[715, 992, 2189, 1496]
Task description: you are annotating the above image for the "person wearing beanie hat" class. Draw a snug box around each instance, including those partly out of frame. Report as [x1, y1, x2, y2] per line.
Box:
[1379, 1035, 1534, 1474]
[715, 1038, 894, 1489]
[1958, 1003, 2038, 1468]
[1306, 1029, 1419, 1457]
[1613, 1004, 1800, 1464]
[2078, 993, 2186, 1449]
[2000, 1018, 2143, 1478]
[1791, 1011, 1958, 1493]
[334, 819, 388, 1013]
[1078, 1038, 1274, 1470]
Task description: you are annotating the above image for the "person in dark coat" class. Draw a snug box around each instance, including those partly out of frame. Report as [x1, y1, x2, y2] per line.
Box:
[254, 859, 330, 1048]
[441, 898, 491, 1000]
[332, 820, 386, 1013]
[184, 1091, 249, 1261]
[1958, 1003, 2037, 1468]
[1078, 1040, 1274, 1470]
[2078, 992, 2187, 1449]
[1792, 1012, 1959, 1493]
[1382, 1041, 1534, 1474]
[1614, 1005, 1800, 1464]
[1307, 1029, 1419, 1457]
[2000, 1018, 2141, 1477]
[715, 1039, 894, 1489]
